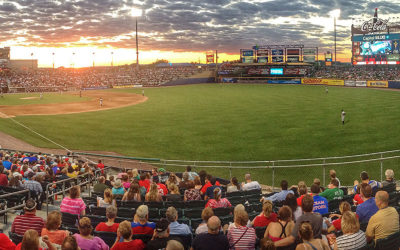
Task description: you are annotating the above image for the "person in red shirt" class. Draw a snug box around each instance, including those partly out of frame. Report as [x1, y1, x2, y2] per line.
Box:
[200, 174, 220, 194]
[0, 165, 8, 186]
[147, 176, 168, 196]
[97, 160, 105, 174]
[0, 233, 16, 250]
[111, 221, 145, 250]
[139, 173, 150, 190]
[95, 206, 119, 233]
[253, 200, 278, 227]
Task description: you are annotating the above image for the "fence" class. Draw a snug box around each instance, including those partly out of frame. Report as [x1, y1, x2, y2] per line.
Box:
[0, 189, 30, 223]
[45, 166, 113, 214]
[74, 149, 400, 191]
[1, 147, 399, 191]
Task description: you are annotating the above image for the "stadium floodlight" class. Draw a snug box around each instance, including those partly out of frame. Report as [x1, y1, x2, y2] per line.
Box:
[131, 8, 142, 71]
[330, 9, 341, 67]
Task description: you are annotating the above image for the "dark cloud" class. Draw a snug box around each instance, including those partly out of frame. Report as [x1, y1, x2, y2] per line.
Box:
[0, 0, 398, 56]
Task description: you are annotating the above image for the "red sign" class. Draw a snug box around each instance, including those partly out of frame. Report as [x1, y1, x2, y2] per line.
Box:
[206, 54, 214, 63]
[284, 68, 307, 75]
[248, 68, 270, 75]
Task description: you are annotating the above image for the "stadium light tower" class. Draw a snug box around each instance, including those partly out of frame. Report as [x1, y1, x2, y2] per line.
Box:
[331, 9, 341, 67]
[131, 8, 142, 71]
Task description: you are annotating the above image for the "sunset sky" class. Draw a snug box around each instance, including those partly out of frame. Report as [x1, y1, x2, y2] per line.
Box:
[1, 0, 400, 68]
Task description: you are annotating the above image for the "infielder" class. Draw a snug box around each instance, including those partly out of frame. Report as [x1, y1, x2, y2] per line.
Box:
[100, 97, 103, 107]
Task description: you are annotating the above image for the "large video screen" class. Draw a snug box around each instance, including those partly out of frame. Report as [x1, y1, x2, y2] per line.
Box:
[352, 39, 400, 65]
[360, 41, 392, 56]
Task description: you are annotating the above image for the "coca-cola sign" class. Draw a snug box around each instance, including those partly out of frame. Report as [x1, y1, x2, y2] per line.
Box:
[361, 18, 389, 32]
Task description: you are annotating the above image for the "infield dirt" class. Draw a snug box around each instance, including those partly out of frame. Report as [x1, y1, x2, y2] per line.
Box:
[0, 90, 147, 118]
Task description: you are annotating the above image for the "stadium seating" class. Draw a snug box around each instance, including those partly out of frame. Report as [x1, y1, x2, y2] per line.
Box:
[93, 231, 117, 248]
[374, 231, 400, 250]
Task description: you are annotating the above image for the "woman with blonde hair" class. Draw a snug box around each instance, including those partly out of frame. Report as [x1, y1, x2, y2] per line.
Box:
[97, 188, 116, 208]
[17, 229, 55, 250]
[332, 211, 366, 250]
[145, 183, 162, 202]
[73, 217, 109, 250]
[41, 211, 69, 245]
[166, 173, 180, 187]
[326, 201, 352, 233]
[131, 168, 140, 180]
[122, 183, 141, 202]
[253, 200, 278, 227]
[166, 183, 181, 201]
[295, 222, 330, 250]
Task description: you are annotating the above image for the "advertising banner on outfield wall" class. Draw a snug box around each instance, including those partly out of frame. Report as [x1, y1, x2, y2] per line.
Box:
[345, 80, 356, 87]
[367, 80, 388, 88]
[355, 81, 367, 87]
[389, 81, 400, 89]
[113, 85, 134, 89]
[267, 80, 301, 84]
[222, 78, 237, 83]
[302, 78, 344, 86]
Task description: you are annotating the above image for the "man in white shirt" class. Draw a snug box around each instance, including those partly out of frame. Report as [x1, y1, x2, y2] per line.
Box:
[241, 174, 261, 191]
[341, 109, 346, 125]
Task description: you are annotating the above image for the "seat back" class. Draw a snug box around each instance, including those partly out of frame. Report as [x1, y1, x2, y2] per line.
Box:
[255, 226, 267, 239]
[185, 200, 206, 208]
[226, 191, 244, 198]
[85, 215, 107, 227]
[170, 234, 192, 250]
[93, 231, 117, 248]
[132, 234, 152, 244]
[165, 201, 185, 209]
[328, 199, 343, 212]
[144, 201, 164, 209]
[213, 207, 233, 217]
[8, 232, 23, 245]
[184, 208, 203, 219]
[121, 201, 143, 209]
[117, 207, 135, 218]
[374, 231, 400, 250]
[90, 206, 107, 216]
[61, 212, 79, 227]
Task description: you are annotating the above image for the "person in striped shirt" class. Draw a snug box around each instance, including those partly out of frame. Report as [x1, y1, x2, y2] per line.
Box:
[60, 186, 86, 216]
[227, 209, 257, 250]
[11, 199, 45, 236]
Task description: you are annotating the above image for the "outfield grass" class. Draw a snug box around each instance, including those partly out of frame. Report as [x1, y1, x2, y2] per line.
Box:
[0, 84, 399, 186]
[0, 92, 89, 106]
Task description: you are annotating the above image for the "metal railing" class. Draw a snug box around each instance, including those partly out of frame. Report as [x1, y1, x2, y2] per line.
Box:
[45, 166, 112, 214]
[72, 149, 400, 190]
[0, 189, 31, 223]
[1, 147, 399, 190]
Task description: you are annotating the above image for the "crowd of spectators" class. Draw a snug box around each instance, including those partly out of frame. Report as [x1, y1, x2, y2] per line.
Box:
[0, 65, 198, 92]
[310, 66, 400, 81]
[0, 149, 399, 250]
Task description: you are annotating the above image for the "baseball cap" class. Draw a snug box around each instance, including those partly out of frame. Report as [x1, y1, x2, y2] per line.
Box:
[24, 199, 37, 211]
[158, 168, 166, 173]
[155, 218, 169, 232]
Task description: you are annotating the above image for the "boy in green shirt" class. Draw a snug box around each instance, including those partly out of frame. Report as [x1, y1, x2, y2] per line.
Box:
[320, 179, 343, 201]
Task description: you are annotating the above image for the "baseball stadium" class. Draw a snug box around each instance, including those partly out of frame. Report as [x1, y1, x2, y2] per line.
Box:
[0, 3, 399, 250]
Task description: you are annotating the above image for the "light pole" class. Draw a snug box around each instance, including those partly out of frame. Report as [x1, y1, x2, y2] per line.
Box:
[92, 52, 95, 68]
[331, 10, 340, 67]
[131, 8, 142, 71]
[111, 51, 114, 67]
[52, 52, 55, 70]
[72, 52, 75, 69]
